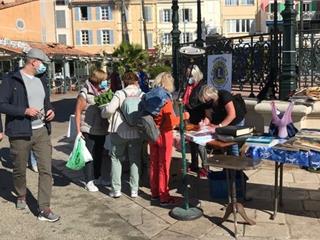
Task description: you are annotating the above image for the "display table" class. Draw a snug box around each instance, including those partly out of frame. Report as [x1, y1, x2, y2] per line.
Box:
[206, 155, 262, 237]
[245, 146, 320, 219]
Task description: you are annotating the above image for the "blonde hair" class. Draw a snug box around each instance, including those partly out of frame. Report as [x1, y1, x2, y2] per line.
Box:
[90, 69, 107, 84]
[199, 85, 219, 103]
[152, 72, 175, 93]
[189, 65, 203, 84]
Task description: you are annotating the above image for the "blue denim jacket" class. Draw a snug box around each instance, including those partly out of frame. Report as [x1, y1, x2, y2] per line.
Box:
[139, 87, 171, 115]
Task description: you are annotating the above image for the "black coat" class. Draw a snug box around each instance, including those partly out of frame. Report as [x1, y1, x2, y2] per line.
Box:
[0, 70, 53, 137]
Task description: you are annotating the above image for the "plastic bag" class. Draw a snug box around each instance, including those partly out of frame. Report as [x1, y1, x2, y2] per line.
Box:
[67, 114, 77, 140]
[66, 134, 93, 170]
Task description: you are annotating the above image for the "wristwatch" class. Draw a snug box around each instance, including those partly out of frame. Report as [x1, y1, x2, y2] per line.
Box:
[218, 123, 223, 127]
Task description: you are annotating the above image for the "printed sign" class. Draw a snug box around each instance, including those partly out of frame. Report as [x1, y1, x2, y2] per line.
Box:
[207, 54, 232, 92]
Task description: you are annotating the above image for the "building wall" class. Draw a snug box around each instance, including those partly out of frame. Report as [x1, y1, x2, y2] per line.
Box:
[71, 1, 120, 55]
[221, 0, 261, 37]
[41, 0, 56, 43]
[128, 0, 157, 49]
[0, 1, 42, 42]
[55, 3, 73, 46]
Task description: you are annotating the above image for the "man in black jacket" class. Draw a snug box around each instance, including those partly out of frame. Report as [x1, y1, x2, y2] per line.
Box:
[0, 48, 60, 222]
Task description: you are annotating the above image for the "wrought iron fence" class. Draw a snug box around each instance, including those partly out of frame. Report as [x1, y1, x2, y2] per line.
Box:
[298, 30, 320, 88]
[177, 33, 281, 98]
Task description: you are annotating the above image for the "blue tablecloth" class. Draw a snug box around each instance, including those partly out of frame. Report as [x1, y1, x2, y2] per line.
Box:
[245, 146, 320, 169]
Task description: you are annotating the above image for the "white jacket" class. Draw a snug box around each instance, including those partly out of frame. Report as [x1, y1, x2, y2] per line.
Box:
[101, 84, 142, 139]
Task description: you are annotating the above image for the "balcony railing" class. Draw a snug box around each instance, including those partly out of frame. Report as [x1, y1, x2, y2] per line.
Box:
[267, 11, 320, 22]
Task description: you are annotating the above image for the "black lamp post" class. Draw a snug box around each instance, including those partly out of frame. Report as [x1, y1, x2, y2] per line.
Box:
[279, 0, 297, 100]
[171, 0, 181, 89]
[195, 0, 204, 47]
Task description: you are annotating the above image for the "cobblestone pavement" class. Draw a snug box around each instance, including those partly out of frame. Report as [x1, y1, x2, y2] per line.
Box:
[0, 92, 319, 240]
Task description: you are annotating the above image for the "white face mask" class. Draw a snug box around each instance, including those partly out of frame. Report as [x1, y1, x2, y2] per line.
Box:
[188, 78, 195, 85]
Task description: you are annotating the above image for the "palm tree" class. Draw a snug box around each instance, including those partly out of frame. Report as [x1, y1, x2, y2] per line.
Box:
[112, 42, 149, 76]
[120, 0, 129, 43]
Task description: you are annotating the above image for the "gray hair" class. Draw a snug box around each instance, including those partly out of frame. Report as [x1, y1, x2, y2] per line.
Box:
[199, 84, 218, 103]
[189, 65, 203, 84]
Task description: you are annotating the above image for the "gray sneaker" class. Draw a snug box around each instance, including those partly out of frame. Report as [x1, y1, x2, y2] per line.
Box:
[16, 198, 27, 210]
[38, 209, 60, 222]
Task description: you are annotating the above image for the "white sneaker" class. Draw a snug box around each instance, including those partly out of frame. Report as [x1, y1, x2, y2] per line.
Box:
[109, 190, 121, 198]
[131, 191, 138, 198]
[85, 180, 99, 192]
[94, 177, 111, 186]
[31, 165, 38, 173]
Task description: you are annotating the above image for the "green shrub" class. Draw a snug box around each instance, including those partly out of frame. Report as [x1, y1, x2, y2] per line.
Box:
[148, 65, 172, 79]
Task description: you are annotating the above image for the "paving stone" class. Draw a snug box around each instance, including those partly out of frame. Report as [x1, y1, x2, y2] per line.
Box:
[289, 223, 320, 239]
[136, 209, 170, 238]
[288, 182, 320, 190]
[152, 230, 196, 240]
[255, 209, 286, 224]
[281, 200, 304, 211]
[168, 216, 215, 238]
[303, 200, 320, 211]
[202, 221, 245, 237]
[244, 222, 290, 239]
[281, 189, 309, 200]
[292, 172, 320, 184]
[309, 190, 320, 200]
[285, 211, 319, 225]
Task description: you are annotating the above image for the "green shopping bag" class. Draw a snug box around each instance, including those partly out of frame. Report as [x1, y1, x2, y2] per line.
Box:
[66, 134, 92, 170]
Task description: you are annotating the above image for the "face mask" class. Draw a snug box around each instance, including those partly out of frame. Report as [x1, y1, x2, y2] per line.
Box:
[36, 63, 46, 75]
[99, 80, 108, 89]
[188, 78, 195, 85]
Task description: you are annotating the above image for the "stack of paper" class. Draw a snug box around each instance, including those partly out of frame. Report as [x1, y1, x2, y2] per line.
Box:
[185, 126, 215, 145]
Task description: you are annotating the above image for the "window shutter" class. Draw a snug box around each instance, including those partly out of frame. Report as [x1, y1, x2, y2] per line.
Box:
[311, 1, 317, 11]
[159, 9, 163, 23]
[189, 9, 192, 22]
[75, 7, 80, 21]
[110, 30, 114, 44]
[96, 7, 100, 20]
[108, 5, 112, 20]
[87, 7, 92, 20]
[88, 30, 93, 45]
[147, 33, 153, 48]
[179, 9, 183, 22]
[170, 9, 172, 22]
[76, 30, 81, 45]
[97, 30, 101, 45]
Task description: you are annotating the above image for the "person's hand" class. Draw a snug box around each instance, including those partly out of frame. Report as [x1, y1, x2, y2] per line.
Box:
[45, 109, 55, 121]
[0, 132, 3, 142]
[25, 107, 40, 117]
[183, 112, 190, 120]
[199, 117, 210, 127]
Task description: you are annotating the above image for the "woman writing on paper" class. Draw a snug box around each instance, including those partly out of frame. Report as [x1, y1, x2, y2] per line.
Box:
[198, 85, 246, 156]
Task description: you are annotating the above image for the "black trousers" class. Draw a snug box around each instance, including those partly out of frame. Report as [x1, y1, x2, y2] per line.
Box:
[82, 133, 105, 182]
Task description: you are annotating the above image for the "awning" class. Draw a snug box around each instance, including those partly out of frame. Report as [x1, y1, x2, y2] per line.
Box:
[0, 40, 94, 60]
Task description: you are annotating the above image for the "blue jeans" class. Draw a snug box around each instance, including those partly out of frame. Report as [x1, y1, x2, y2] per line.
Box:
[227, 119, 245, 156]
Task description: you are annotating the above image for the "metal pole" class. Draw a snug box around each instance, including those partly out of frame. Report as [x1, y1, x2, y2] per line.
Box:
[195, 0, 204, 47]
[279, 0, 297, 100]
[298, 0, 304, 88]
[171, 0, 181, 89]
